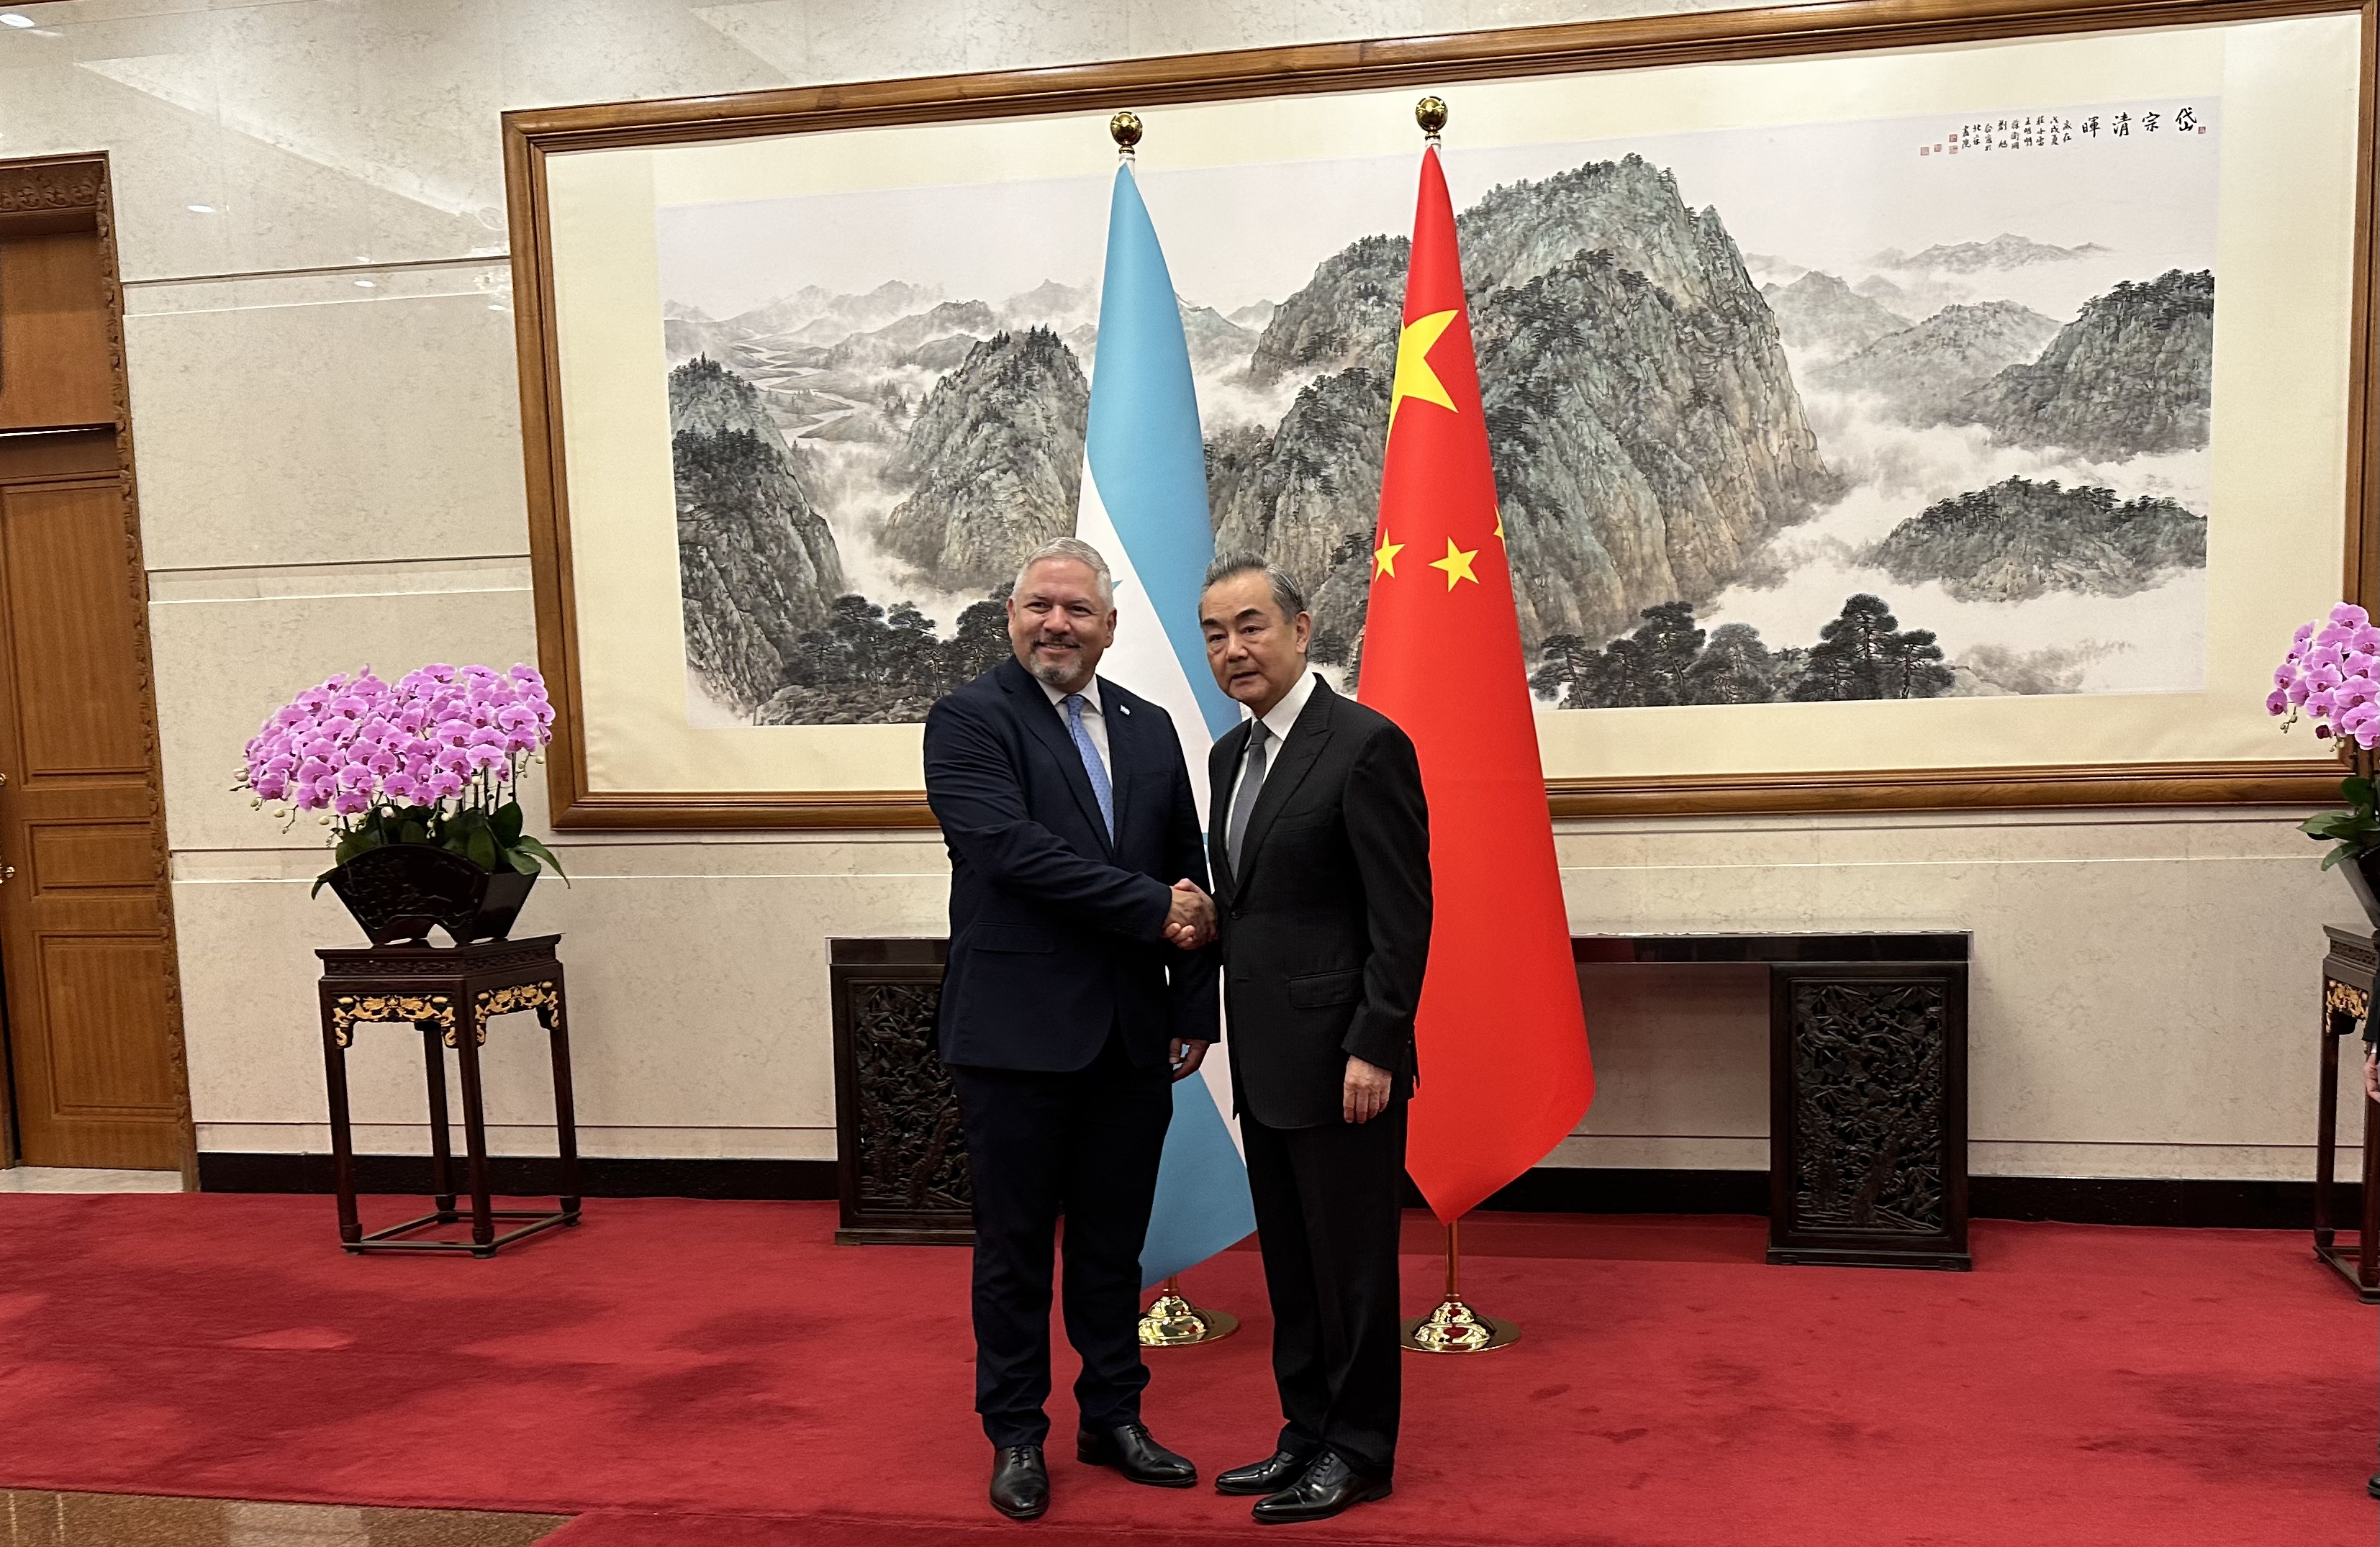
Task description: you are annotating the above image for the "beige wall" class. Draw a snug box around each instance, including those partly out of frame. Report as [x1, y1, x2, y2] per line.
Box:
[1, 0, 2362, 1181]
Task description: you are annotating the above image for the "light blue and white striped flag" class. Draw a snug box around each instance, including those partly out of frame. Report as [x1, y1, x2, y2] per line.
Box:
[1074, 160, 1257, 1287]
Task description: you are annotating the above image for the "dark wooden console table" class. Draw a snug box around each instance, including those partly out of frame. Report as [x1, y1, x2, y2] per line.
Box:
[1575, 935, 1969, 1271]
[830, 932, 1969, 1269]
[2315, 925, 2379, 1302]
[316, 934, 581, 1257]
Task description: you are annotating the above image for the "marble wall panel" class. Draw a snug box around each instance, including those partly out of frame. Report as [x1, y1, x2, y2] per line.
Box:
[963, 0, 1128, 73]
[1547, 1134, 1768, 1170]
[1633, 852, 1826, 935]
[1570, 963, 1768, 1144]
[498, 0, 794, 109]
[1123, 0, 1763, 53]
[8, 0, 1819, 284]
[795, 0, 969, 85]
[149, 583, 540, 855]
[2169, 854, 2366, 1145]
[1116, 0, 1309, 58]
[0, 1, 507, 279]
[194, 1120, 841, 1161]
[1968, 1139, 2359, 1184]
[125, 267, 530, 571]
[175, 858, 949, 1148]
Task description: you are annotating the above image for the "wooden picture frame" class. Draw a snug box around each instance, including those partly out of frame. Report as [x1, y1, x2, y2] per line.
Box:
[502, 0, 2380, 830]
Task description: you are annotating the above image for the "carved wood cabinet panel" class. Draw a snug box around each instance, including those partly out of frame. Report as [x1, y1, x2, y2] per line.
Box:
[1770, 962, 1970, 1270]
[829, 938, 969, 1245]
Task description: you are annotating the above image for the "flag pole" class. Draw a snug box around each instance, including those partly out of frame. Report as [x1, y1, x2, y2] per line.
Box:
[1401, 1215, 1520, 1353]
[1394, 94, 1539, 1354]
[1105, 104, 1243, 1351]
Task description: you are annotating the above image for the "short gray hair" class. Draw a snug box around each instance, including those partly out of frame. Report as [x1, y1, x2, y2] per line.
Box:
[1202, 553, 1306, 621]
[1015, 537, 1115, 607]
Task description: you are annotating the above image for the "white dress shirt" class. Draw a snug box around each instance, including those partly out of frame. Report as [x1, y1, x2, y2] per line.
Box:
[1227, 669, 1319, 817]
[1039, 675, 1110, 777]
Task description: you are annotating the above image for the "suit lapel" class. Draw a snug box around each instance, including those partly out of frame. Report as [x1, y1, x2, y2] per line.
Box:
[1208, 720, 1252, 905]
[997, 659, 1114, 856]
[1231, 681, 1335, 899]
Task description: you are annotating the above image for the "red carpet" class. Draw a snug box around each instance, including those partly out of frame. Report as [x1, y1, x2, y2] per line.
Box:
[0, 1194, 2371, 1546]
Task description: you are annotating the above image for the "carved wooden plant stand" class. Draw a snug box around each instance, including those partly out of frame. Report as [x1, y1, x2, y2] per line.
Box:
[2315, 925, 2379, 1301]
[316, 934, 580, 1256]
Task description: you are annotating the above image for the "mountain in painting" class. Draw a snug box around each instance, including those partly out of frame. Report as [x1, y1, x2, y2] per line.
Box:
[1955, 269, 2214, 458]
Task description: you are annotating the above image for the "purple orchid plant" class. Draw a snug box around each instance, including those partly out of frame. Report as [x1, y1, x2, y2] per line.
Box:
[237, 663, 566, 887]
[2269, 603, 2380, 869]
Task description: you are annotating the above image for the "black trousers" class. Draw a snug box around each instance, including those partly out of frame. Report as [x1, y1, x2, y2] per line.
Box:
[1241, 1099, 1406, 1477]
[949, 1039, 1173, 1448]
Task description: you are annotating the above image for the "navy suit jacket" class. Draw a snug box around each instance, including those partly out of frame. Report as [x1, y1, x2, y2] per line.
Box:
[923, 655, 1219, 1071]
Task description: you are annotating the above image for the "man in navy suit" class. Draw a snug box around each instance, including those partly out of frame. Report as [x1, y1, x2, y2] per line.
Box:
[923, 537, 1220, 1523]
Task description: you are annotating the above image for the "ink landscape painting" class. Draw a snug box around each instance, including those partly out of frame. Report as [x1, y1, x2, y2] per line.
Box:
[655, 99, 2218, 726]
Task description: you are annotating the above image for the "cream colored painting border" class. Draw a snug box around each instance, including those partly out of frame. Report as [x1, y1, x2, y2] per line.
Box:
[543, 13, 2363, 796]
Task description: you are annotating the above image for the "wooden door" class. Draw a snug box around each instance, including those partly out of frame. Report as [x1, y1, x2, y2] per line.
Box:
[0, 158, 189, 1172]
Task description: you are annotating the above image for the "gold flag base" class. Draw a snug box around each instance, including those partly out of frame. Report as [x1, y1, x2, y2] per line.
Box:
[1400, 1218, 1518, 1353]
[1400, 1296, 1520, 1353]
[1137, 1279, 1240, 1347]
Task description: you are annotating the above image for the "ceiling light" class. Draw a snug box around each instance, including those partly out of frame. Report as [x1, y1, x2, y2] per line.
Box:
[0, 15, 35, 28]
[353, 278, 376, 289]
[186, 203, 216, 214]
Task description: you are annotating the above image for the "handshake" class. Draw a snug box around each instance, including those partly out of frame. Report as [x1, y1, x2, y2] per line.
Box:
[1163, 877, 1217, 950]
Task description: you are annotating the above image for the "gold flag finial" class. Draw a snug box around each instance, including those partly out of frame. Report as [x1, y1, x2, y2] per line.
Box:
[1110, 110, 1144, 158]
[1416, 96, 1448, 142]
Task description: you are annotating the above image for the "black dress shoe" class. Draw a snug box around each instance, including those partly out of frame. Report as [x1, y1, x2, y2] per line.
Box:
[990, 1445, 1048, 1520]
[1076, 1421, 1197, 1487]
[2368, 1470, 2379, 1500]
[1216, 1448, 1316, 1496]
[1251, 1451, 1391, 1525]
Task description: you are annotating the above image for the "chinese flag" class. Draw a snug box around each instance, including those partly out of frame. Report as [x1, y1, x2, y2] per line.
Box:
[1357, 145, 1595, 1223]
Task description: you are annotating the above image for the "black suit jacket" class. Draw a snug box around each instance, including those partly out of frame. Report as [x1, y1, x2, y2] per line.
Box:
[1208, 677, 1431, 1130]
[923, 656, 1218, 1071]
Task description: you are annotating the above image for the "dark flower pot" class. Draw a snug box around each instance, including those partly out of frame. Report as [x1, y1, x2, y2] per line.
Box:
[2343, 850, 2380, 930]
[323, 843, 538, 947]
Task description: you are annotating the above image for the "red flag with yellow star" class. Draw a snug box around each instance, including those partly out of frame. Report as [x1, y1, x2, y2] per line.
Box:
[1359, 143, 1594, 1223]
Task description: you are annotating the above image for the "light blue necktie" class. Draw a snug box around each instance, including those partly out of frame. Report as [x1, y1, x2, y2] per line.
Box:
[1063, 693, 1115, 840]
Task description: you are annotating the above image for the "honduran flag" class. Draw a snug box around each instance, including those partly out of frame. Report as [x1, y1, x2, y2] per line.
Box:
[1072, 159, 1257, 1287]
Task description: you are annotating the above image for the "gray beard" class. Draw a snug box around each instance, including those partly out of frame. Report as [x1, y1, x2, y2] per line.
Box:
[1026, 647, 1090, 690]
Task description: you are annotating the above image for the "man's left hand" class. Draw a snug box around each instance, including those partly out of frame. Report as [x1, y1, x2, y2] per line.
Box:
[1343, 1056, 1392, 1123]
[2365, 1045, 2376, 1103]
[1171, 1038, 1210, 1082]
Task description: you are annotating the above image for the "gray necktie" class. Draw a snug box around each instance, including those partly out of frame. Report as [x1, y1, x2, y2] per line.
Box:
[1226, 722, 1270, 880]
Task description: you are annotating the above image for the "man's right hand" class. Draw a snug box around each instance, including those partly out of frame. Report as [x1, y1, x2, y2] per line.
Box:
[2365, 1045, 2377, 1103]
[1163, 879, 1215, 950]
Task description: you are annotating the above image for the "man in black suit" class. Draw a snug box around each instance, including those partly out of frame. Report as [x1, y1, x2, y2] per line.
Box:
[923, 536, 1221, 1523]
[1195, 555, 1431, 1525]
